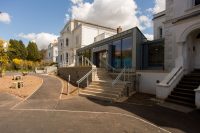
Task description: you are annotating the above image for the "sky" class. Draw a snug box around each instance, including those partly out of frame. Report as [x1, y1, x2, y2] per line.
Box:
[0, 0, 166, 49]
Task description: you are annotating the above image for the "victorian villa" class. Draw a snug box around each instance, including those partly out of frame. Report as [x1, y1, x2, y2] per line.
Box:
[58, 19, 117, 67]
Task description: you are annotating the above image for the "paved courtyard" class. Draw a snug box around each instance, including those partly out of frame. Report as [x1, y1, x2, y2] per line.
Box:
[0, 74, 199, 133]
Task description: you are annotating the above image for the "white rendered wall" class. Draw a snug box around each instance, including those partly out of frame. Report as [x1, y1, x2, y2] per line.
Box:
[137, 71, 168, 95]
[81, 25, 116, 47]
[153, 15, 165, 40]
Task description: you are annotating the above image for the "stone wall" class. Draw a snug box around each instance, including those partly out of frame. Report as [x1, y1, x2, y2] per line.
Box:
[58, 67, 93, 88]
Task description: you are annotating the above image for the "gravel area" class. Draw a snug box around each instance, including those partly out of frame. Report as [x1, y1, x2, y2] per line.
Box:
[0, 75, 43, 98]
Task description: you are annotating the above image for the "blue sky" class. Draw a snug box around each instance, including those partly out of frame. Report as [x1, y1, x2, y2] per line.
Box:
[0, 0, 164, 48]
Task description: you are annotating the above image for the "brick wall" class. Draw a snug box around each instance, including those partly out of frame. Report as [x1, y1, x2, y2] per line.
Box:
[58, 67, 93, 88]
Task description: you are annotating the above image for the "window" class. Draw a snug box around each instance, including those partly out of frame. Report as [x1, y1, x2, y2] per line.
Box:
[66, 38, 69, 47]
[195, 0, 200, 6]
[61, 43, 63, 48]
[122, 37, 132, 68]
[60, 55, 63, 62]
[159, 27, 163, 39]
[111, 40, 122, 69]
[66, 53, 68, 62]
[148, 44, 164, 67]
[49, 52, 51, 57]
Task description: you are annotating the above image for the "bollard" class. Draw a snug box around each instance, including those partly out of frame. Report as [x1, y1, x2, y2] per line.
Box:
[67, 75, 70, 95]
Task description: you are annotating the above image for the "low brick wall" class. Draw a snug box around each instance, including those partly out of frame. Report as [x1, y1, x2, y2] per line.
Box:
[58, 67, 93, 88]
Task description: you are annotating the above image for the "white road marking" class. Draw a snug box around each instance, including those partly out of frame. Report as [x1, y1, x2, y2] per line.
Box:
[13, 108, 171, 133]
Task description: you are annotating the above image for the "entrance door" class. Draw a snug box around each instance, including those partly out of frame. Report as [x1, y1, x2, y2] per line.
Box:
[194, 40, 200, 69]
[95, 51, 107, 68]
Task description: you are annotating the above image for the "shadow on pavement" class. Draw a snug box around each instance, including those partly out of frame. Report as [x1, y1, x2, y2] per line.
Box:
[86, 93, 200, 133]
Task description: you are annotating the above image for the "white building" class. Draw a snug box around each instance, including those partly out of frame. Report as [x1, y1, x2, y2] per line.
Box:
[46, 41, 58, 63]
[58, 19, 117, 67]
[153, 0, 200, 71]
[154, 0, 200, 107]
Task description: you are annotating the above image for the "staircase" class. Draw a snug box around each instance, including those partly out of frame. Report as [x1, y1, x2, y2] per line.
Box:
[166, 69, 200, 108]
[79, 68, 125, 102]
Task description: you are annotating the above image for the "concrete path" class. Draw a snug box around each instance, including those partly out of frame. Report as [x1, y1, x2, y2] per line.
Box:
[13, 75, 62, 109]
[0, 74, 199, 133]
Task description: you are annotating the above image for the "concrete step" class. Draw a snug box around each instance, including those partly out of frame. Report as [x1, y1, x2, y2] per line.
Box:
[84, 88, 122, 95]
[168, 95, 194, 103]
[171, 91, 195, 98]
[166, 98, 196, 108]
[87, 86, 123, 93]
[81, 89, 120, 98]
[174, 88, 195, 94]
[79, 92, 117, 102]
[92, 80, 124, 85]
[87, 85, 123, 91]
[179, 81, 200, 86]
[176, 84, 198, 89]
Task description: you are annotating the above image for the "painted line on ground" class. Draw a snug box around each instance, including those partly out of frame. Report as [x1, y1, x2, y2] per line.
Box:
[10, 76, 44, 110]
[13, 108, 171, 133]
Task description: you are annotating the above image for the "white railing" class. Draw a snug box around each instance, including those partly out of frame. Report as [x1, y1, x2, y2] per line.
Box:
[59, 56, 95, 68]
[76, 68, 97, 93]
[112, 67, 126, 87]
[101, 60, 116, 73]
[156, 66, 184, 99]
[75, 56, 95, 67]
[76, 56, 97, 93]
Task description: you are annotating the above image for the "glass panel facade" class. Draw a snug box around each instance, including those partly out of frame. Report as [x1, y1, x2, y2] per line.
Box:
[142, 40, 164, 70]
[112, 40, 122, 69]
[122, 37, 132, 68]
[111, 36, 133, 69]
[148, 45, 164, 67]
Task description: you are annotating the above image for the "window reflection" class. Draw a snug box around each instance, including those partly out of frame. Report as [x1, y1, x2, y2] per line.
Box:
[111, 37, 132, 69]
[122, 37, 132, 68]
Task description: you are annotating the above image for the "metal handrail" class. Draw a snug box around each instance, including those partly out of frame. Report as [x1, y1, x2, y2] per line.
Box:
[85, 57, 95, 67]
[167, 66, 183, 85]
[112, 67, 126, 87]
[75, 55, 95, 67]
[76, 68, 96, 93]
[100, 59, 116, 72]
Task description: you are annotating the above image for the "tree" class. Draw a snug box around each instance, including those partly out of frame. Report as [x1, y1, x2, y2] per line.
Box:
[0, 39, 8, 77]
[18, 40, 28, 59]
[7, 39, 27, 60]
[39, 49, 47, 61]
[27, 42, 40, 61]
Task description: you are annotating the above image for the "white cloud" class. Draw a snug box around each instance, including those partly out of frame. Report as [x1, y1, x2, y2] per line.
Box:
[148, 0, 166, 14]
[144, 33, 154, 40]
[0, 12, 11, 24]
[67, 0, 152, 30]
[18, 33, 58, 49]
[71, 0, 83, 5]
[139, 15, 152, 28]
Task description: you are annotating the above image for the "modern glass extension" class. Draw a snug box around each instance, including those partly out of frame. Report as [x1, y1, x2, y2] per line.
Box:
[110, 37, 132, 69]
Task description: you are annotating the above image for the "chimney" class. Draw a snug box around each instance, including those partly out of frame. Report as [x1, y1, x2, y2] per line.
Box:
[117, 26, 122, 33]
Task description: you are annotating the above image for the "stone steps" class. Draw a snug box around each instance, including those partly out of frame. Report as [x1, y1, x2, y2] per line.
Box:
[79, 68, 125, 102]
[166, 70, 199, 108]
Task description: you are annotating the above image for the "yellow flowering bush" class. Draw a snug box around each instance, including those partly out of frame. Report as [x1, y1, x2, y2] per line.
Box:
[12, 58, 23, 69]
